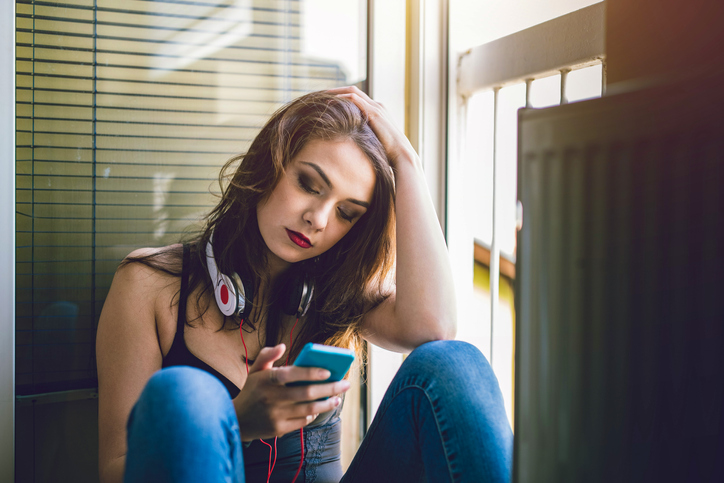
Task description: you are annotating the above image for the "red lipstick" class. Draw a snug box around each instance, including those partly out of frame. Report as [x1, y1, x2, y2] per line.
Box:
[286, 229, 312, 248]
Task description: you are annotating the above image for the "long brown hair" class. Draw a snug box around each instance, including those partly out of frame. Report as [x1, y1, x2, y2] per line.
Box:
[126, 91, 396, 361]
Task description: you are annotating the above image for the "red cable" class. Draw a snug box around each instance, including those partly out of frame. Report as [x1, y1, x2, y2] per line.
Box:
[260, 439, 273, 482]
[271, 437, 278, 476]
[245, 316, 306, 482]
[291, 428, 304, 483]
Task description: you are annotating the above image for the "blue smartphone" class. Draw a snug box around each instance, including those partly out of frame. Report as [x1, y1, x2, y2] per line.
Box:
[288, 343, 355, 386]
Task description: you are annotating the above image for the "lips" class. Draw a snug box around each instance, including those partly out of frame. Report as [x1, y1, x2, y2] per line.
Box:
[286, 229, 312, 248]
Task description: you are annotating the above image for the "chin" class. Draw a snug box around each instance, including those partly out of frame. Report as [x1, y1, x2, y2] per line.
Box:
[270, 245, 314, 265]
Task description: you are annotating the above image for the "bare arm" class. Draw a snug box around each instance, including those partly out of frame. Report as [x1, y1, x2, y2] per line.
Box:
[97, 252, 169, 483]
[330, 86, 457, 353]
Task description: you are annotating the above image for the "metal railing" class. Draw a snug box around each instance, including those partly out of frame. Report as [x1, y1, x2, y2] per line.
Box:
[453, 1, 605, 373]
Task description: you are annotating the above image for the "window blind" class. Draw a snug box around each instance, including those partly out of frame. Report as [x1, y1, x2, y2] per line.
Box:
[15, 0, 366, 395]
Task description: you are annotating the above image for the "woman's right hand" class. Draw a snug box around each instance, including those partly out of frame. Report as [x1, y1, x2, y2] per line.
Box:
[233, 344, 350, 441]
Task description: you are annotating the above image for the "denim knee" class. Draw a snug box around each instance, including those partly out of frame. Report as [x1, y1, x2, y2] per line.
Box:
[125, 368, 245, 482]
[403, 340, 493, 384]
[133, 366, 234, 432]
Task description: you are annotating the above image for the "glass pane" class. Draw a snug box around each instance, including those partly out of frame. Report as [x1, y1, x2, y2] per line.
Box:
[466, 90, 495, 247]
[16, 0, 367, 396]
[496, 82, 526, 260]
[567, 63, 603, 102]
[530, 74, 561, 108]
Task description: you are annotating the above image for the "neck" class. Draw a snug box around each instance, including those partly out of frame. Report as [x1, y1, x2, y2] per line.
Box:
[265, 252, 291, 286]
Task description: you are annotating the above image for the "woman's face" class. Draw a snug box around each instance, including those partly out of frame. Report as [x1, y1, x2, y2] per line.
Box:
[257, 138, 376, 272]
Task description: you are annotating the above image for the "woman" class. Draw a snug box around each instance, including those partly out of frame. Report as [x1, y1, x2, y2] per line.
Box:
[97, 87, 513, 483]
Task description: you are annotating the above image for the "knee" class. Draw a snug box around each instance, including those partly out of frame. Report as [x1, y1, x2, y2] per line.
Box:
[403, 340, 496, 387]
[126, 367, 242, 470]
[137, 366, 232, 422]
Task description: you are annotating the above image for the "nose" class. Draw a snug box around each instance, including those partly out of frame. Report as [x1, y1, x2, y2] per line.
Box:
[303, 202, 333, 231]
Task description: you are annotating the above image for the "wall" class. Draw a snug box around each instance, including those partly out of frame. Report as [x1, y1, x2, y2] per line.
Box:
[16, 397, 99, 482]
[606, 0, 724, 86]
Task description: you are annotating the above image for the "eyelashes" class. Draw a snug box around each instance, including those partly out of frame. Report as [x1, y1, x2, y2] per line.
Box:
[297, 174, 319, 195]
[296, 174, 356, 222]
[338, 209, 355, 223]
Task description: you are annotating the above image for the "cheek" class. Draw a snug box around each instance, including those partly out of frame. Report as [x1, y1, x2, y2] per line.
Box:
[276, 179, 306, 210]
[259, 183, 293, 219]
[256, 198, 273, 226]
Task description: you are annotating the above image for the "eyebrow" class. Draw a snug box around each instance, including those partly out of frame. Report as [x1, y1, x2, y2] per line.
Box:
[299, 161, 371, 208]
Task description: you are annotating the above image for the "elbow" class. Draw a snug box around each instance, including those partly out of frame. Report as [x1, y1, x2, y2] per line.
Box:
[416, 310, 457, 345]
[433, 317, 457, 341]
[436, 304, 458, 340]
[443, 318, 457, 340]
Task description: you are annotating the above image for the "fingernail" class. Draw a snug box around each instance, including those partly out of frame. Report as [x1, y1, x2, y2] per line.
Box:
[319, 369, 331, 379]
[333, 397, 341, 407]
[340, 380, 350, 390]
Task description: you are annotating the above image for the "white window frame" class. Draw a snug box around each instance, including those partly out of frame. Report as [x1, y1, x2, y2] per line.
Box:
[448, 2, 605, 375]
[2, 2, 17, 480]
[366, 0, 448, 427]
[365, 0, 407, 428]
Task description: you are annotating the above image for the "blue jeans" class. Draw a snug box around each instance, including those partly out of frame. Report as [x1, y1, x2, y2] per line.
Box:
[124, 366, 245, 483]
[124, 341, 513, 482]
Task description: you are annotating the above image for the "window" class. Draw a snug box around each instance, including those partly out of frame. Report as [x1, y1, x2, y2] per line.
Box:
[16, 0, 366, 396]
[14, 0, 368, 476]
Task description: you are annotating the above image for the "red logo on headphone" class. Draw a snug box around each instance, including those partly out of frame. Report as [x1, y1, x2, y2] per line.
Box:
[220, 284, 229, 305]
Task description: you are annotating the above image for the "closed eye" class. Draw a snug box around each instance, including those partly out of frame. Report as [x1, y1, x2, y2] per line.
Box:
[338, 208, 355, 222]
[297, 174, 319, 195]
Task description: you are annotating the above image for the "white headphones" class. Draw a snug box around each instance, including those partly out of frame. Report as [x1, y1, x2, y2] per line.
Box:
[206, 238, 251, 318]
[205, 235, 314, 319]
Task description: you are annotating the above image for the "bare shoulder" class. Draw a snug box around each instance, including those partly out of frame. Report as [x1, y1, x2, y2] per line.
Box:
[116, 244, 183, 290]
[126, 243, 182, 259]
[97, 243, 185, 362]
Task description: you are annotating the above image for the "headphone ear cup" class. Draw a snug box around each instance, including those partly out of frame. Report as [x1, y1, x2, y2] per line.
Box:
[279, 269, 313, 317]
[230, 272, 254, 320]
[215, 273, 240, 317]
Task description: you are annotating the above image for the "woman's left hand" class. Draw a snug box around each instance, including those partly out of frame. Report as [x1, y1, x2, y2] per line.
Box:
[327, 86, 418, 169]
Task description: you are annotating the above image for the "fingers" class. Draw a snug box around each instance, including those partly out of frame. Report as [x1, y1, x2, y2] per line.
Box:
[286, 379, 351, 403]
[326, 86, 384, 114]
[326, 85, 369, 101]
[277, 397, 342, 434]
[264, 364, 330, 388]
[268, 368, 281, 385]
[330, 86, 384, 110]
[273, 366, 331, 386]
[292, 397, 342, 420]
[248, 343, 285, 374]
[337, 92, 383, 118]
[254, 387, 346, 438]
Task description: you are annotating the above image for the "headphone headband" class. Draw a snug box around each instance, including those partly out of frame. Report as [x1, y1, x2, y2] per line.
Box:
[205, 238, 220, 283]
